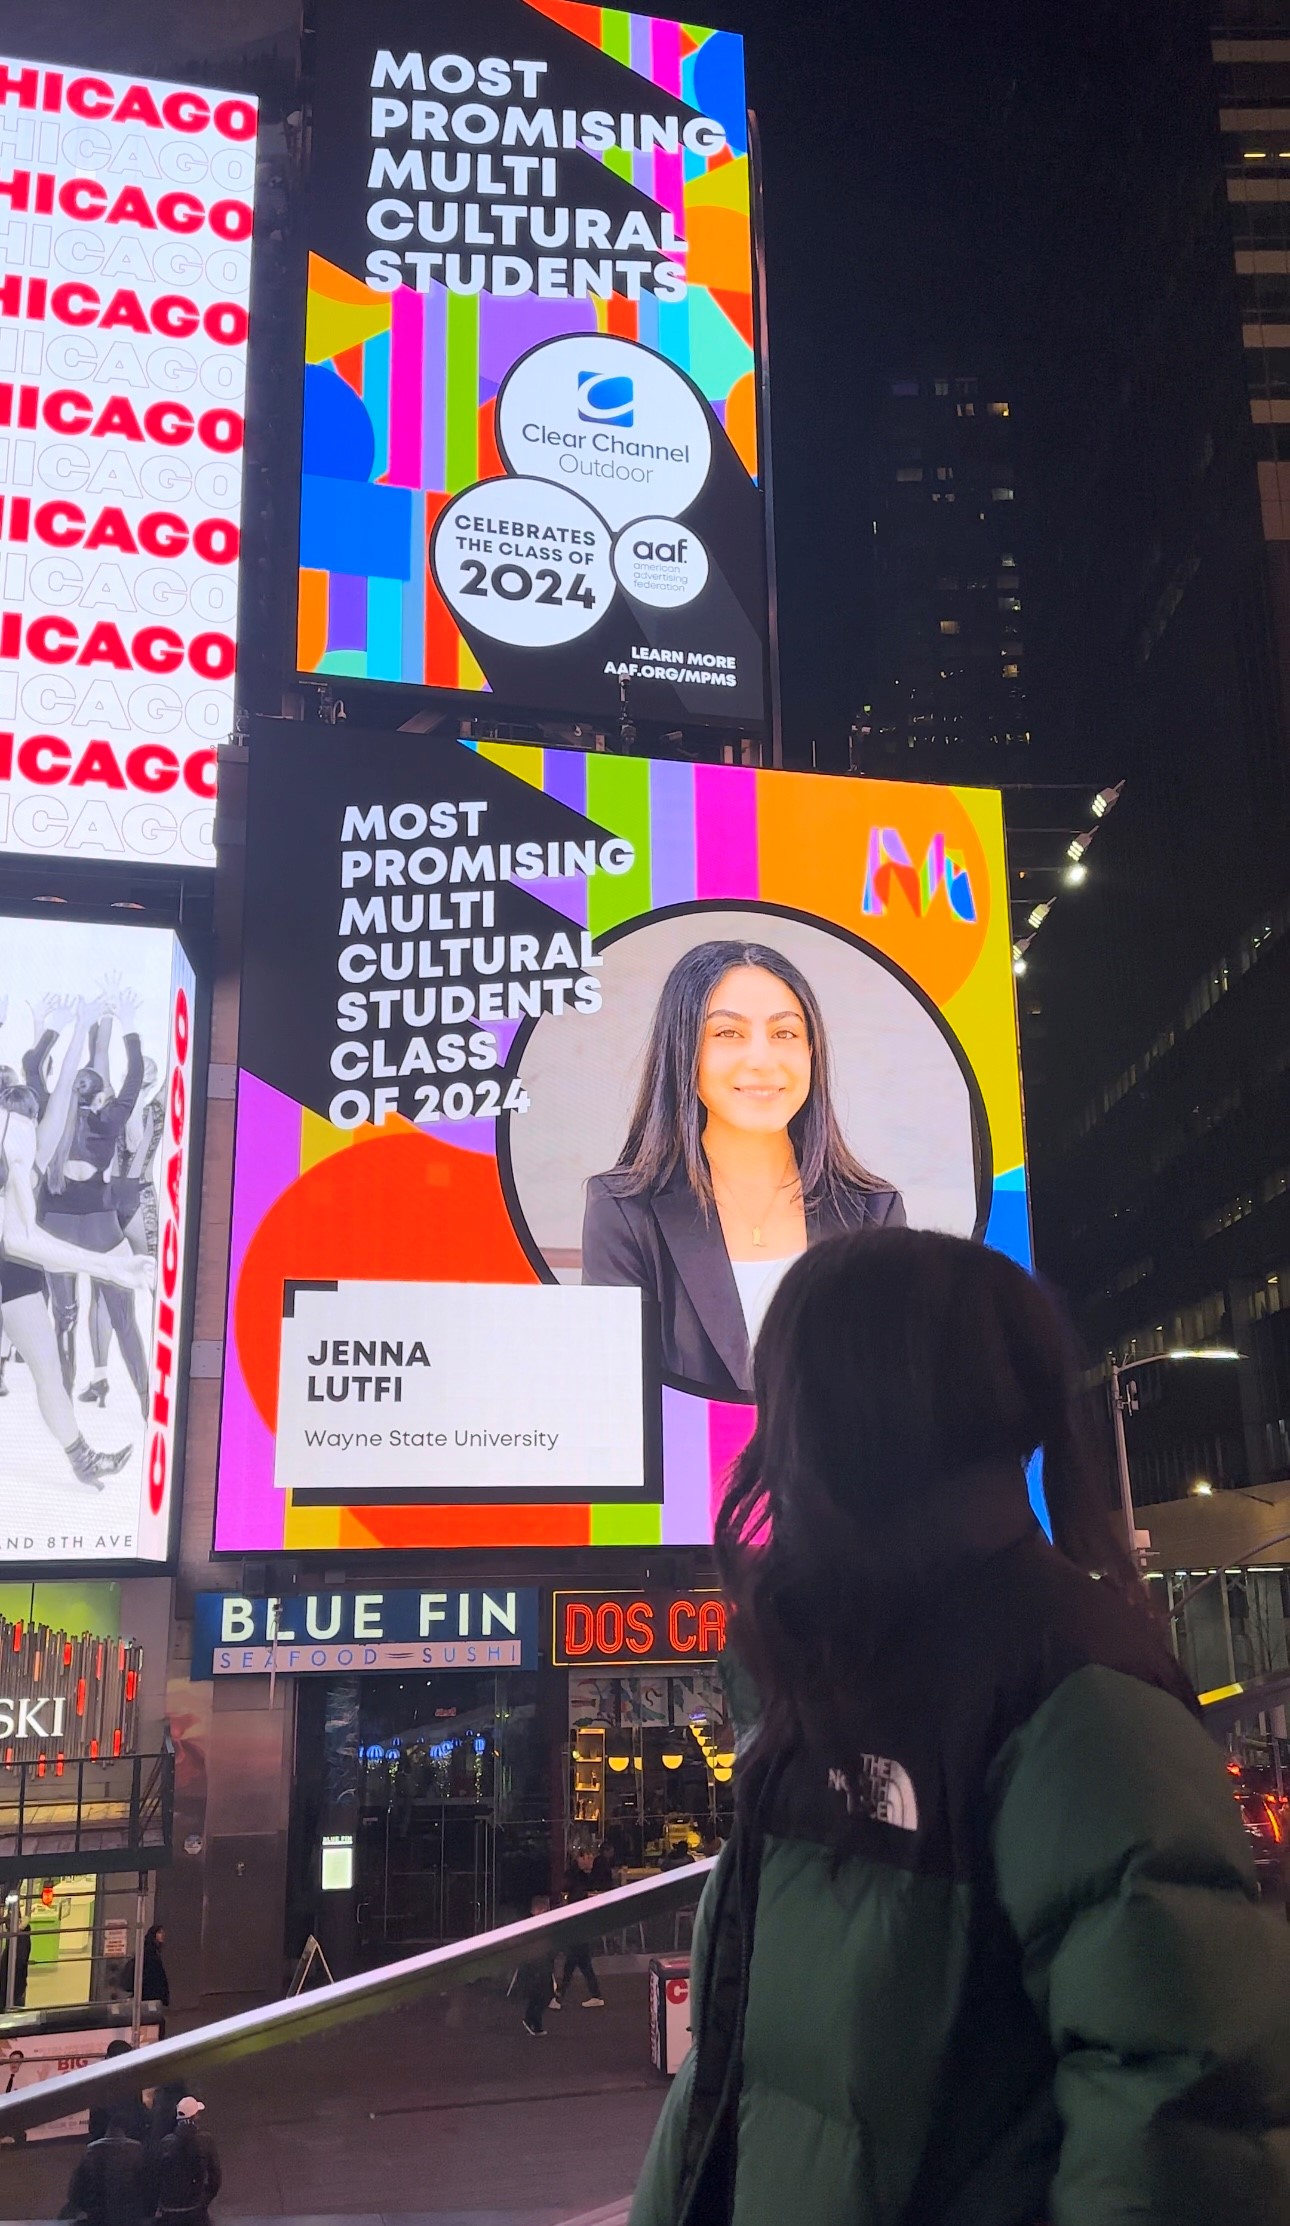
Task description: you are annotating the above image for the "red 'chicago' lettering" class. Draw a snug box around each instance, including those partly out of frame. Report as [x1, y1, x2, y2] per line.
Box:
[23, 616, 236, 678]
[0, 733, 216, 798]
[148, 981, 193, 1518]
[1, 284, 249, 345]
[0, 64, 258, 142]
[24, 504, 239, 564]
[36, 391, 243, 452]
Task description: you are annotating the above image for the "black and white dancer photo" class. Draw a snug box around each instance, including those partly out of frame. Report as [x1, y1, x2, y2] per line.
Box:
[0, 919, 176, 1546]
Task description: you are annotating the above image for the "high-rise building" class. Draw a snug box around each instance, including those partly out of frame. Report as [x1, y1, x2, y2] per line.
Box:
[855, 368, 1030, 781]
[1024, 0, 1290, 1513]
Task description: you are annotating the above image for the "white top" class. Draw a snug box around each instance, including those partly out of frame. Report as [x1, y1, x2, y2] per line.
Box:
[729, 1252, 804, 1346]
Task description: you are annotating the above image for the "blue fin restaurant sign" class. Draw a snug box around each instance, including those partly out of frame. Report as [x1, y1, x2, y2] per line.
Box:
[191, 1587, 539, 1677]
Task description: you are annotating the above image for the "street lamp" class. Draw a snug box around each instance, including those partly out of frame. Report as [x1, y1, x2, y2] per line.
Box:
[1108, 1347, 1242, 1572]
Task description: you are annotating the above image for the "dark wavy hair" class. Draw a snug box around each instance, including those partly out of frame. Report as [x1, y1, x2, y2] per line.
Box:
[715, 1227, 1145, 1782]
[608, 939, 886, 1211]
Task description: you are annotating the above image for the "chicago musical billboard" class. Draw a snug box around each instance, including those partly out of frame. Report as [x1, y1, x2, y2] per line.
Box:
[0, 55, 257, 867]
[215, 725, 1029, 1552]
[298, 1, 767, 725]
[0, 914, 196, 1563]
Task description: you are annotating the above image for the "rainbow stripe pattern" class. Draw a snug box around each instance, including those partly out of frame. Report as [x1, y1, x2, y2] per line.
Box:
[297, 2, 756, 691]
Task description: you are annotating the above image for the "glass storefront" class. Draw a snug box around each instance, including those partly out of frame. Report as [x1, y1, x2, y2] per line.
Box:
[568, 1670, 735, 1872]
[288, 1670, 550, 1969]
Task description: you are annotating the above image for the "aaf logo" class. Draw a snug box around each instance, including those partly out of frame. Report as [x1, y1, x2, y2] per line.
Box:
[862, 828, 977, 923]
[578, 372, 634, 427]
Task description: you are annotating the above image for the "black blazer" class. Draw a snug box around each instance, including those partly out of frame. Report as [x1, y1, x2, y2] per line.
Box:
[581, 1166, 906, 1400]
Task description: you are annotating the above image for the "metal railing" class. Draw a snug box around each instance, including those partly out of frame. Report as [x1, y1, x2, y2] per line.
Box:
[0, 1857, 714, 2137]
[0, 1740, 174, 1881]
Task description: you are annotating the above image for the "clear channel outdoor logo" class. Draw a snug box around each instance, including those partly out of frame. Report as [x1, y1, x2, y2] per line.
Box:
[578, 372, 634, 427]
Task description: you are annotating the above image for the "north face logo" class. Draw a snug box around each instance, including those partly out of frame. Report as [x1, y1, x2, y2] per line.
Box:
[828, 1756, 919, 1831]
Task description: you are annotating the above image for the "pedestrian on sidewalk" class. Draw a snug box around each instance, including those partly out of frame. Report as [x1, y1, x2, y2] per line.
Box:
[153, 2096, 221, 2226]
[88, 2041, 150, 2147]
[517, 1896, 555, 2037]
[66, 2114, 152, 2226]
[631, 1227, 1290, 2226]
[556, 1846, 605, 2008]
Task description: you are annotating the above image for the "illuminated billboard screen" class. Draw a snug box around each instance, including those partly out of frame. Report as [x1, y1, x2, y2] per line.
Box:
[298, 0, 767, 725]
[0, 915, 196, 1563]
[0, 55, 258, 869]
[215, 726, 1029, 1553]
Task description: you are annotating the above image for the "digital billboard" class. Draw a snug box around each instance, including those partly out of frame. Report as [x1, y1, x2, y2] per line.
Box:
[0, 55, 258, 868]
[0, 914, 196, 1563]
[215, 726, 1028, 1553]
[298, 1, 767, 726]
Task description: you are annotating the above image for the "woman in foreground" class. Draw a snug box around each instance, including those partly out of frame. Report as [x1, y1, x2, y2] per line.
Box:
[631, 1229, 1290, 2226]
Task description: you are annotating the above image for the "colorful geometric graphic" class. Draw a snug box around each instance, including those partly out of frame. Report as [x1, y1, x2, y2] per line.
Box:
[298, 2, 760, 705]
[215, 746, 1029, 1555]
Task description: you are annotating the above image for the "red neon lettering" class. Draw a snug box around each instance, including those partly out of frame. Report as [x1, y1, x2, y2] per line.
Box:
[563, 1603, 594, 1656]
[668, 1600, 697, 1654]
[696, 1600, 726, 1653]
[596, 1601, 625, 1655]
[625, 1600, 654, 1653]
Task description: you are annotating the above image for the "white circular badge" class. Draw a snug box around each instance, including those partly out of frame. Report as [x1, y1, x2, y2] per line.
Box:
[430, 477, 615, 647]
[497, 335, 713, 531]
[612, 517, 710, 608]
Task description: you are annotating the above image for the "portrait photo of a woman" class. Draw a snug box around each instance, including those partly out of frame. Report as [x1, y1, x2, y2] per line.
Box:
[580, 940, 906, 1399]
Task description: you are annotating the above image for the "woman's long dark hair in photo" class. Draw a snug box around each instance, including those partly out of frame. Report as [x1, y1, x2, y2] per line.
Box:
[715, 1227, 1148, 1799]
[609, 938, 887, 1213]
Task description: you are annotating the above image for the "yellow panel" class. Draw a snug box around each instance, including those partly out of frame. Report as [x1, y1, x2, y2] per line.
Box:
[476, 741, 545, 788]
[299, 1108, 357, 1174]
[281, 1498, 344, 1551]
[685, 153, 750, 213]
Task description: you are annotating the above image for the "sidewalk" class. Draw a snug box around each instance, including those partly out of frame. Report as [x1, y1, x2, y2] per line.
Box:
[0, 1973, 661, 2225]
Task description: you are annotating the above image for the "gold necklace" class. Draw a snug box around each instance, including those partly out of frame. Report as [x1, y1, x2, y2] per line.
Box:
[711, 1156, 798, 1248]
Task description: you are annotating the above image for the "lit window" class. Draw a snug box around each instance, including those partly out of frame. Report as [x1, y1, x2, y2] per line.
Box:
[957, 402, 976, 417]
[991, 485, 1015, 501]
[936, 465, 954, 480]
[1001, 553, 1017, 566]
[890, 379, 919, 397]
[933, 379, 949, 395]
[939, 619, 960, 635]
[987, 401, 1010, 417]
[1002, 661, 1020, 678]
[999, 594, 1022, 611]
[1245, 149, 1269, 159]
[895, 466, 923, 482]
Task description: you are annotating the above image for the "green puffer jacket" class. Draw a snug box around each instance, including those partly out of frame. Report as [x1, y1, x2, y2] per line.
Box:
[631, 1529, 1290, 2226]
